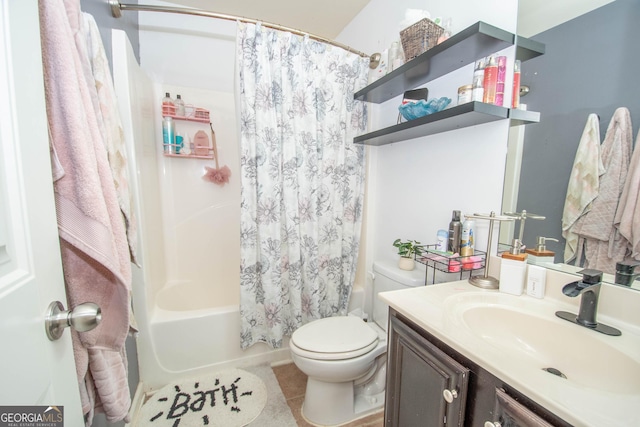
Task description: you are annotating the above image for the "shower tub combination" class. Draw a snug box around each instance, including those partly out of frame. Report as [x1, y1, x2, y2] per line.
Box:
[146, 281, 289, 389]
[112, 28, 366, 397]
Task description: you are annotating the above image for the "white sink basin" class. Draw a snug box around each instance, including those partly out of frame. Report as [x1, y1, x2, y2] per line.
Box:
[380, 278, 640, 426]
[461, 304, 640, 394]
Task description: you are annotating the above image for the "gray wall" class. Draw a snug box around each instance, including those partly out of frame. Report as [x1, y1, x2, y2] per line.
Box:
[77, 1, 140, 426]
[516, 0, 640, 259]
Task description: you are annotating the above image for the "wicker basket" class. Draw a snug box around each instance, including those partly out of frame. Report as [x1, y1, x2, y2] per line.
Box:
[400, 18, 444, 61]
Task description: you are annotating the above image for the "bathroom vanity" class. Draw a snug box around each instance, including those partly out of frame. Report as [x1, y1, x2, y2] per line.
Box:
[379, 268, 640, 427]
[386, 309, 569, 426]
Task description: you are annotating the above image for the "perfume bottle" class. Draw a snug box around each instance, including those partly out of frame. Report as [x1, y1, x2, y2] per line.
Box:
[482, 55, 498, 104]
[512, 60, 522, 109]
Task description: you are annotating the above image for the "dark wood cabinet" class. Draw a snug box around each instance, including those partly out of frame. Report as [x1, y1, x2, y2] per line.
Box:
[385, 309, 573, 427]
[385, 314, 469, 426]
[489, 388, 554, 427]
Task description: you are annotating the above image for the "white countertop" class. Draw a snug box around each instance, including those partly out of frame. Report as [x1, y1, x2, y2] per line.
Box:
[379, 276, 640, 427]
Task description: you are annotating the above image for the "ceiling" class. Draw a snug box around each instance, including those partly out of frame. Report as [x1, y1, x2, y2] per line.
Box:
[157, 0, 615, 41]
[163, 0, 371, 39]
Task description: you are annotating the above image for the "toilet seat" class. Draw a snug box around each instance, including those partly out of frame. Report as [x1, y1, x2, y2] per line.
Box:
[291, 316, 379, 361]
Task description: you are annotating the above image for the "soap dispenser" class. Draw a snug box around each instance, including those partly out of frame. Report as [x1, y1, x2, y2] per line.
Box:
[499, 239, 527, 295]
[525, 236, 558, 265]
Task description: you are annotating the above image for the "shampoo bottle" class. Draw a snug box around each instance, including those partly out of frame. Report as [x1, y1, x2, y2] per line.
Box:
[175, 94, 186, 116]
[162, 92, 175, 116]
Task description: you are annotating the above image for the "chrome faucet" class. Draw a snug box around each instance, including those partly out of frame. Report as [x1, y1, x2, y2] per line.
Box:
[614, 261, 640, 287]
[555, 269, 621, 336]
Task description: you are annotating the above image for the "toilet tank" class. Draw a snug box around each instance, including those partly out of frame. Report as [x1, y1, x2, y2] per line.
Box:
[372, 260, 425, 331]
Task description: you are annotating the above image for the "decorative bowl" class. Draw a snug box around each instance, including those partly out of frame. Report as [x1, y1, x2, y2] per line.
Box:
[399, 97, 452, 121]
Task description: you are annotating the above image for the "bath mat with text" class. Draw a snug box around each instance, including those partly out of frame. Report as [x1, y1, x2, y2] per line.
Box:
[138, 368, 267, 427]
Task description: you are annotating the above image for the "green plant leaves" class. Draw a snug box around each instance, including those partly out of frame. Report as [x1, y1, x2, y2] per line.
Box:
[392, 239, 423, 257]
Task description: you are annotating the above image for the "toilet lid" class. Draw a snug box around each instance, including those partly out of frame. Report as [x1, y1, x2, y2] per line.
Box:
[291, 316, 378, 357]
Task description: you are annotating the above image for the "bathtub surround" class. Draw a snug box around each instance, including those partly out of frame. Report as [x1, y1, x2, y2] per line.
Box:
[39, 0, 134, 423]
[137, 368, 267, 426]
[237, 23, 369, 349]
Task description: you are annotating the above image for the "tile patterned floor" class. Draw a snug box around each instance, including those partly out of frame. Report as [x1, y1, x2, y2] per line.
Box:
[272, 363, 384, 427]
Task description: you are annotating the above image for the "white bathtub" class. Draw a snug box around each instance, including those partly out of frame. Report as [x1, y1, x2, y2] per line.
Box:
[142, 281, 365, 389]
[143, 281, 288, 390]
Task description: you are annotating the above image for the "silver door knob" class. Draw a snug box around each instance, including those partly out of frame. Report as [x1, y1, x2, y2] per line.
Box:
[45, 301, 102, 341]
[443, 388, 458, 403]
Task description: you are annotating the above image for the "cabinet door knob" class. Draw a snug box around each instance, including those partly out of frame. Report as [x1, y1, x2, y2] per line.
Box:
[484, 422, 502, 427]
[443, 388, 458, 403]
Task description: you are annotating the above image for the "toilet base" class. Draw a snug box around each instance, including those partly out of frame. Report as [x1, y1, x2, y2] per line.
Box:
[301, 377, 385, 426]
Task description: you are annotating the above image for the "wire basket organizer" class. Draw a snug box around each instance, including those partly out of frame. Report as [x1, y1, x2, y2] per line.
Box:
[416, 245, 486, 284]
[400, 18, 445, 61]
[162, 104, 214, 159]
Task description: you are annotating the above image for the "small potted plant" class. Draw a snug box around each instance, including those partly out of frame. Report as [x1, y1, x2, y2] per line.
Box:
[393, 239, 423, 271]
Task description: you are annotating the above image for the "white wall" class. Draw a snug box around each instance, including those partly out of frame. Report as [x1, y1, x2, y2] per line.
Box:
[138, 0, 519, 313]
[337, 0, 518, 308]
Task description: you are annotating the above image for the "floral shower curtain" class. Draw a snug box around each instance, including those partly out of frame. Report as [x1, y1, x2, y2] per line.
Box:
[236, 23, 369, 349]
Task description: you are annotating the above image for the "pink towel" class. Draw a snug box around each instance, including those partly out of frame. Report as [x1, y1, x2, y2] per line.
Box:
[615, 130, 640, 261]
[39, 0, 131, 423]
[573, 108, 633, 273]
[82, 13, 138, 266]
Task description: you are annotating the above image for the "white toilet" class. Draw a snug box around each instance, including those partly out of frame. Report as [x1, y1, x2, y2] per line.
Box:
[289, 260, 424, 426]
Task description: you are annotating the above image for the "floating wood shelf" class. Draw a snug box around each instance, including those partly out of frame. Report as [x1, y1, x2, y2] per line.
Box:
[354, 102, 509, 146]
[352, 21, 545, 145]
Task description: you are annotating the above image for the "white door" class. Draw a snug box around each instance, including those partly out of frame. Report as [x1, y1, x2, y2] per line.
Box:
[0, 0, 82, 423]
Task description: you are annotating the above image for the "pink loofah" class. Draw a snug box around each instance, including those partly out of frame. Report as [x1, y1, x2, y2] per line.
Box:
[202, 123, 231, 186]
[203, 165, 231, 185]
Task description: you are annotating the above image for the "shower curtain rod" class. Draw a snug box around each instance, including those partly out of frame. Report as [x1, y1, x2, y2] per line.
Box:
[108, 0, 377, 64]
